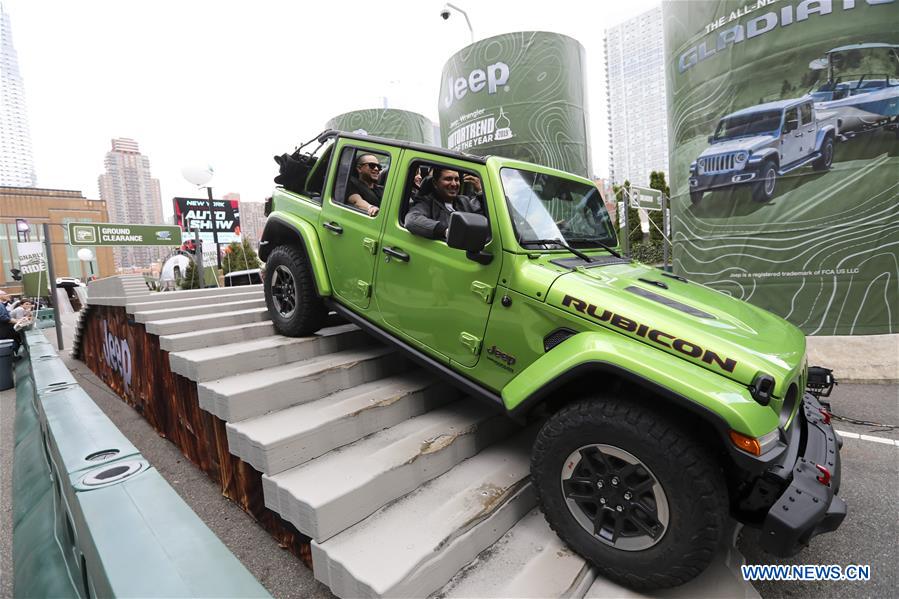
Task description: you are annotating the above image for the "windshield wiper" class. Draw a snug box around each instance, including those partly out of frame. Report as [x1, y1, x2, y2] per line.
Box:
[563, 237, 624, 259]
[520, 238, 596, 262]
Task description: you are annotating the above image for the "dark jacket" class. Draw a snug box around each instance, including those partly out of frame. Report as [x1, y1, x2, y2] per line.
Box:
[405, 192, 484, 239]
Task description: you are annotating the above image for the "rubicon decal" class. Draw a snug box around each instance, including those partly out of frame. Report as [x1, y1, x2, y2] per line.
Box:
[561, 295, 738, 373]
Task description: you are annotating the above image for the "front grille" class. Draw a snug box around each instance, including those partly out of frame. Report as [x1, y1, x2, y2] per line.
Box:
[700, 153, 737, 174]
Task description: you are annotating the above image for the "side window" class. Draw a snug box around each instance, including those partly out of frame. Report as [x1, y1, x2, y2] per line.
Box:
[784, 107, 799, 132]
[331, 147, 390, 217]
[400, 161, 488, 241]
[799, 103, 812, 125]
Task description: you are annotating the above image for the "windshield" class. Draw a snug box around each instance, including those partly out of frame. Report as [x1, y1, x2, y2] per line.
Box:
[714, 111, 782, 140]
[500, 168, 617, 249]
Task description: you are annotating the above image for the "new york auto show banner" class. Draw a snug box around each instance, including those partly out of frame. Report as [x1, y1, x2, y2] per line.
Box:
[439, 32, 592, 177]
[664, 0, 898, 335]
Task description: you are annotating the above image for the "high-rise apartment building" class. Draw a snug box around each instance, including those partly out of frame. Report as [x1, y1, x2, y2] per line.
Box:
[98, 138, 164, 270]
[0, 3, 37, 187]
[604, 5, 669, 187]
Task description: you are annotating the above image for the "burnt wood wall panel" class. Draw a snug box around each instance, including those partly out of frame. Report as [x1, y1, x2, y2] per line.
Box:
[80, 304, 312, 566]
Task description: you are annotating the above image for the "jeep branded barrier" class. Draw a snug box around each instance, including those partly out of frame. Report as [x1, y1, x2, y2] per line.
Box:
[664, 0, 899, 335]
[438, 32, 592, 177]
[326, 108, 436, 145]
[11, 329, 269, 598]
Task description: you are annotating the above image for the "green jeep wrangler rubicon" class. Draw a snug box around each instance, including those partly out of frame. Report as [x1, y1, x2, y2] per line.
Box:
[259, 130, 845, 589]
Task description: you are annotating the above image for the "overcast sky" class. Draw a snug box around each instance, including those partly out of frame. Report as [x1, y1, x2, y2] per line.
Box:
[4, 0, 658, 218]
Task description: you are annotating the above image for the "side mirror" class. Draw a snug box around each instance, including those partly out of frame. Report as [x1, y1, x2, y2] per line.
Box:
[707, 135, 715, 144]
[447, 212, 492, 264]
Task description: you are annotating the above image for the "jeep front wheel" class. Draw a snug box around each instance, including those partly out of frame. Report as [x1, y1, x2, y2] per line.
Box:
[531, 397, 727, 590]
[813, 136, 834, 171]
[752, 160, 777, 202]
[264, 245, 327, 337]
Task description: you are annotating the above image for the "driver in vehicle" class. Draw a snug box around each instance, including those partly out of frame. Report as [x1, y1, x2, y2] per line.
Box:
[405, 167, 484, 240]
[346, 154, 384, 217]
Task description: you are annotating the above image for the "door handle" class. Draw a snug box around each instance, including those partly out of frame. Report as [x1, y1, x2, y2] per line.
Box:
[323, 222, 343, 234]
[382, 246, 410, 262]
[795, 133, 803, 137]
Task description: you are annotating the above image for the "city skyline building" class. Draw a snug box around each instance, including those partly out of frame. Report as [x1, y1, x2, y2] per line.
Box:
[0, 2, 37, 187]
[604, 5, 669, 187]
[98, 138, 164, 270]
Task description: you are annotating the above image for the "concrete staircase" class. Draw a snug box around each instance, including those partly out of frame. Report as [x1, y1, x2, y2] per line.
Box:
[84, 280, 757, 599]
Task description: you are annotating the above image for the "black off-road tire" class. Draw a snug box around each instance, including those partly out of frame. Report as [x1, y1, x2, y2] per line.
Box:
[689, 190, 704, 205]
[751, 160, 777, 203]
[813, 136, 834, 171]
[531, 397, 728, 590]
[263, 244, 327, 337]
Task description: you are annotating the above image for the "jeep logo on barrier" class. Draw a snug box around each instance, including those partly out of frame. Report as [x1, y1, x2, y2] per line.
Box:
[443, 62, 510, 109]
[102, 320, 133, 392]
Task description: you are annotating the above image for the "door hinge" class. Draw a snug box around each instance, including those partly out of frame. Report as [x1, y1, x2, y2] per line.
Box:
[356, 280, 372, 298]
[362, 237, 378, 255]
[470, 281, 495, 303]
[459, 332, 482, 355]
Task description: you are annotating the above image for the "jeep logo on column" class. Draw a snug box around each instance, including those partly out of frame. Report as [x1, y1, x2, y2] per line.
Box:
[442, 62, 510, 109]
[438, 32, 591, 177]
[102, 320, 133, 392]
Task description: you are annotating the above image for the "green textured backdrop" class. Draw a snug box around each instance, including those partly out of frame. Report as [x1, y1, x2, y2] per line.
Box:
[326, 108, 435, 145]
[664, 0, 899, 335]
[438, 31, 591, 177]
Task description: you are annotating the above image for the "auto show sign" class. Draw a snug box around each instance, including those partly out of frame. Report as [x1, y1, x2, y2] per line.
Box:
[327, 109, 436, 145]
[663, 0, 898, 335]
[438, 32, 592, 177]
[16, 242, 49, 297]
[67, 223, 182, 246]
[173, 198, 241, 245]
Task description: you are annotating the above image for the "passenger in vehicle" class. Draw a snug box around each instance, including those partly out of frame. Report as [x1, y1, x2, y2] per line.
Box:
[346, 154, 384, 216]
[405, 167, 483, 240]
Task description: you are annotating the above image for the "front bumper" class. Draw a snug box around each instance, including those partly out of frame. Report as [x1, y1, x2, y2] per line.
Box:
[760, 393, 846, 556]
[689, 165, 761, 193]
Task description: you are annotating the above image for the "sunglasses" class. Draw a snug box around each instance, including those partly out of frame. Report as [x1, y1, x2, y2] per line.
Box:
[360, 162, 381, 170]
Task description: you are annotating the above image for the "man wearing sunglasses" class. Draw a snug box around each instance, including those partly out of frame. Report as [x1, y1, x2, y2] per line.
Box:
[406, 167, 483, 240]
[347, 154, 384, 217]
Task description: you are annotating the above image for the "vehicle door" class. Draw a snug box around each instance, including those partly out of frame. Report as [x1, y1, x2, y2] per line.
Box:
[780, 106, 802, 166]
[799, 102, 815, 156]
[319, 141, 396, 311]
[372, 156, 502, 368]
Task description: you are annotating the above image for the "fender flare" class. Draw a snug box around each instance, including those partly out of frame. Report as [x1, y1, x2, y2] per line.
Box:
[503, 331, 783, 472]
[259, 212, 332, 297]
[749, 147, 779, 166]
[815, 126, 836, 150]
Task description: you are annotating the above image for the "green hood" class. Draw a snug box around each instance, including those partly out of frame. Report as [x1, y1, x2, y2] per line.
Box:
[545, 261, 806, 398]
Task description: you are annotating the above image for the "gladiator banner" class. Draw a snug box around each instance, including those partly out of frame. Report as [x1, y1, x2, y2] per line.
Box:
[438, 32, 592, 177]
[664, 0, 899, 335]
[327, 108, 436, 145]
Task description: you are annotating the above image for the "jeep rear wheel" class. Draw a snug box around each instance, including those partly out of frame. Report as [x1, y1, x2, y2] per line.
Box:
[264, 245, 327, 337]
[531, 397, 727, 590]
[752, 160, 777, 203]
[813, 136, 834, 171]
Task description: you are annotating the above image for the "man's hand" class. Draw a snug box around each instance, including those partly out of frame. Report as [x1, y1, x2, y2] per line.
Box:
[366, 205, 380, 217]
[463, 174, 482, 194]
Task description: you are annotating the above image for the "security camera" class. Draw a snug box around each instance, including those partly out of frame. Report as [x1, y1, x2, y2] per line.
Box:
[440, 6, 451, 19]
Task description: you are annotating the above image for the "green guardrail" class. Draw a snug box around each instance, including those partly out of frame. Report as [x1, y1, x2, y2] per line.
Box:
[12, 330, 270, 598]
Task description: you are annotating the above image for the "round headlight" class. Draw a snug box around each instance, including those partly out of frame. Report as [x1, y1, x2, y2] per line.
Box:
[735, 151, 749, 162]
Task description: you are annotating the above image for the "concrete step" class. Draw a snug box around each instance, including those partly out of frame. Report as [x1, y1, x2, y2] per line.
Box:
[227, 371, 458, 474]
[263, 399, 517, 542]
[197, 345, 404, 422]
[125, 290, 262, 313]
[169, 324, 368, 382]
[159, 321, 276, 353]
[312, 428, 537, 599]
[134, 298, 266, 323]
[144, 307, 270, 336]
[438, 508, 594, 599]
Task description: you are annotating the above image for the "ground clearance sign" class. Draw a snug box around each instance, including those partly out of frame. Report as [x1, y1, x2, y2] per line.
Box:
[438, 32, 591, 177]
[664, 0, 898, 335]
[68, 223, 181, 246]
